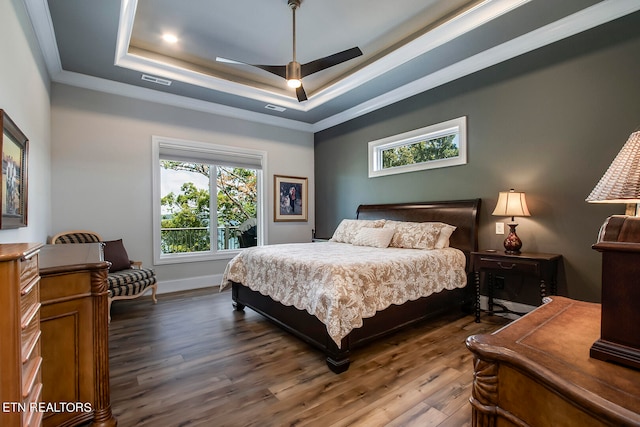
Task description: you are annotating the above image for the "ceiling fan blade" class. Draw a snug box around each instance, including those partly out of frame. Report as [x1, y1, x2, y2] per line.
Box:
[215, 56, 245, 65]
[216, 57, 287, 79]
[296, 85, 308, 102]
[300, 47, 363, 77]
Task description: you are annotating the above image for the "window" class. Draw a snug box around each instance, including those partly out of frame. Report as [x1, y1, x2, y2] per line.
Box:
[368, 116, 467, 178]
[152, 136, 266, 264]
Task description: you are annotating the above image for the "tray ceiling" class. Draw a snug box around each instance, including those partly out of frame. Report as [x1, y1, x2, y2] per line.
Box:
[24, 0, 640, 131]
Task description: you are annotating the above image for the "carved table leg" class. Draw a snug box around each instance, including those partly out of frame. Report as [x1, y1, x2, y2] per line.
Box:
[91, 269, 117, 427]
[469, 357, 498, 427]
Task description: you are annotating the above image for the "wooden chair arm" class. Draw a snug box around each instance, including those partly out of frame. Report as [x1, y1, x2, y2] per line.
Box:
[131, 261, 143, 269]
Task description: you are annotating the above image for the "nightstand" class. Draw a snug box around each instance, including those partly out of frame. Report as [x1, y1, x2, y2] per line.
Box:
[471, 250, 561, 322]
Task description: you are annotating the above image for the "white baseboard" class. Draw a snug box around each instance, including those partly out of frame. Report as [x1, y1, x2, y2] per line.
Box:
[156, 274, 223, 295]
[479, 296, 537, 320]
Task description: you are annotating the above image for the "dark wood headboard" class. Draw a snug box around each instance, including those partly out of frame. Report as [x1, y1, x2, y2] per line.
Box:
[356, 199, 481, 266]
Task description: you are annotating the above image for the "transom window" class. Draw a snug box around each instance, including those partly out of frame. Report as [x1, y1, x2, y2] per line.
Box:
[368, 116, 467, 178]
[152, 136, 266, 264]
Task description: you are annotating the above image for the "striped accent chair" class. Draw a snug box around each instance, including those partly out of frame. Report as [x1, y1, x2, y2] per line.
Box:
[50, 230, 158, 321]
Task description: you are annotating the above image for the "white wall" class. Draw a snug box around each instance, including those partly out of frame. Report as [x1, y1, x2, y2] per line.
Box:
[0, 0, 51, 244]
[50, 83, 314, 292]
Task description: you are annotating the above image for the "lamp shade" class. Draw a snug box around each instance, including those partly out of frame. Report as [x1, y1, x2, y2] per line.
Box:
[586, 131, 640, 203]
[492, 189, 531, 219]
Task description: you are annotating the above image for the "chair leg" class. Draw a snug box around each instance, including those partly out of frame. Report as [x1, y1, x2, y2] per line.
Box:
[151, 283, 158, 304]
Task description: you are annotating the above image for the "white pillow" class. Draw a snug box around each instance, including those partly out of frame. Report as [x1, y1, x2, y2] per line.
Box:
[352, 227, 395, 248]
[330, 219, 386, 244]
[435, 224, 457, 249]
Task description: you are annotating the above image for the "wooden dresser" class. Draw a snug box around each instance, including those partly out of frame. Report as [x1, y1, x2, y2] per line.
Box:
[466, 296, 640, 426]
[39, 244, 117, 427]
[0, 242, 44, 427]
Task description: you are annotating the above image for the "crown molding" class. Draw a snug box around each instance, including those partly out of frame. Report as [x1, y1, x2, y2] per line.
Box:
[21, 0, 640, 134]
[312, 0, 640, 132]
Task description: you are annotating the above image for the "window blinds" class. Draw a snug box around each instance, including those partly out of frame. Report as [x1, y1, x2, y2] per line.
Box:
[158, 139, 263, 170]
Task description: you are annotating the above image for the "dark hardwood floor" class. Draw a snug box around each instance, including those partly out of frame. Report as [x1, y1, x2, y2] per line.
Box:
[108, 287, 508, 427]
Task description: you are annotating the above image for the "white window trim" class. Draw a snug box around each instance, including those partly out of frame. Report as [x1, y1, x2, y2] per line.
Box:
[152, 136, 268, 265]
[368, 116, 467, 178]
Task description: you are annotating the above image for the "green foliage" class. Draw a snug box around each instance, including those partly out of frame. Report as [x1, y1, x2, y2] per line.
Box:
[160, 161, 257, 254]
[216, 166, 257, 227]
[382, 135, 458, 169]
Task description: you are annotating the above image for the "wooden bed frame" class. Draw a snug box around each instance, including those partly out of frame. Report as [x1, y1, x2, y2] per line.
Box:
[231, 199, 481, 373]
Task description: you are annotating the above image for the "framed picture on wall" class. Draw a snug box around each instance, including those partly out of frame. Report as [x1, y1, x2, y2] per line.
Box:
[1, 110, 29, 229]
[274, 175, 308, 222]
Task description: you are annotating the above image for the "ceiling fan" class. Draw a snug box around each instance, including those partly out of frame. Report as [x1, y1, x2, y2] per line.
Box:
[216, 0, 363, 102]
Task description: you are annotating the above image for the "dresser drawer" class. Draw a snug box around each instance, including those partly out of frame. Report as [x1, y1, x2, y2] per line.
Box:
[20, 253, 39, 288]
[20, 277, 39, 316]
[21, 317, 40, 364]
[23, 382, 42, 427]
[21, 355, 42, 399]
[475, 256, 539, 275]
[20, 299, 40, 331]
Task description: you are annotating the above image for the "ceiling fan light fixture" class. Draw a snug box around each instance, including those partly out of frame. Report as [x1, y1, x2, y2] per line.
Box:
[215, 0, 361, 102]
[286, 61, 302, 88]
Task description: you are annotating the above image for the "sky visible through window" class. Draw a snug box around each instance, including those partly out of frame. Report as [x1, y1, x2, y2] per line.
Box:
[160, 166, 209, 215]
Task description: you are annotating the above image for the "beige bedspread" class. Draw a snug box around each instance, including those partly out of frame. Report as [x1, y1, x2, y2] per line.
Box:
[221, 242, 467, 347]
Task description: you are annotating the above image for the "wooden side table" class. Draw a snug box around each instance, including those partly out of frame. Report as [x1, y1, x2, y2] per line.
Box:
[466, 297, 640, 426]
[471, 250, 561, 322]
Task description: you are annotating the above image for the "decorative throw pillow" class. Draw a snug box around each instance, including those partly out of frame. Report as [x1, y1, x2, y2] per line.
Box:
[435, 224, 457, 249]
[103, 239, 131, 272]
[383, 221, 454, 250]
[329, 219, 386, 244]
[352, 227, 395, 248]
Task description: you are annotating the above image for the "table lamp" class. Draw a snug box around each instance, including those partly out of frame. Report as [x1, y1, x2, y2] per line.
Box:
[586, 130, 640, 370]
[492, 189, 530, 254]
[586, 130, 640, 214]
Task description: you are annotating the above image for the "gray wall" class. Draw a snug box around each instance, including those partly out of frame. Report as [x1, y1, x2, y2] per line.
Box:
[51, 84, 314, 293]
[0, 0, 51, 245]
[314, 13, 640, 303]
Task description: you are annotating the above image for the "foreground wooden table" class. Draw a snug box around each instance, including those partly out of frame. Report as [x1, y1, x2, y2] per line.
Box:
[466, 296, 640, 426]
[39, 244, 116, 427]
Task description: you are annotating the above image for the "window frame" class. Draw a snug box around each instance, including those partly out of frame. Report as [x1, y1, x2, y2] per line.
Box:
[368, 116, 467, 178]
[152, 136, 267, 265]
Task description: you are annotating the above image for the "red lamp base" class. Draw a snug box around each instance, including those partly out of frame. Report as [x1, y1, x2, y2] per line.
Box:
[504, 223, 522, 254]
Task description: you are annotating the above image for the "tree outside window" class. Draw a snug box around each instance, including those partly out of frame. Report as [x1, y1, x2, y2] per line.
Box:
[381, 135, 459, 169]
[160, 161, 258, 254]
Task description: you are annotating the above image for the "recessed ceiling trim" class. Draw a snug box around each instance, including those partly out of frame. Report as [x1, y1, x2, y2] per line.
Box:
[23, 0, 62, 74]
[114, 0, 136, 66]
[54, 70, 314, 132]
[309, 0, 531, 105]
[116, 52, 305, 109]
[114, 0, 532, 112]
[312, 0, 640, 132]
[21, 0, 640, 134]
[115, 0, 306, 110]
